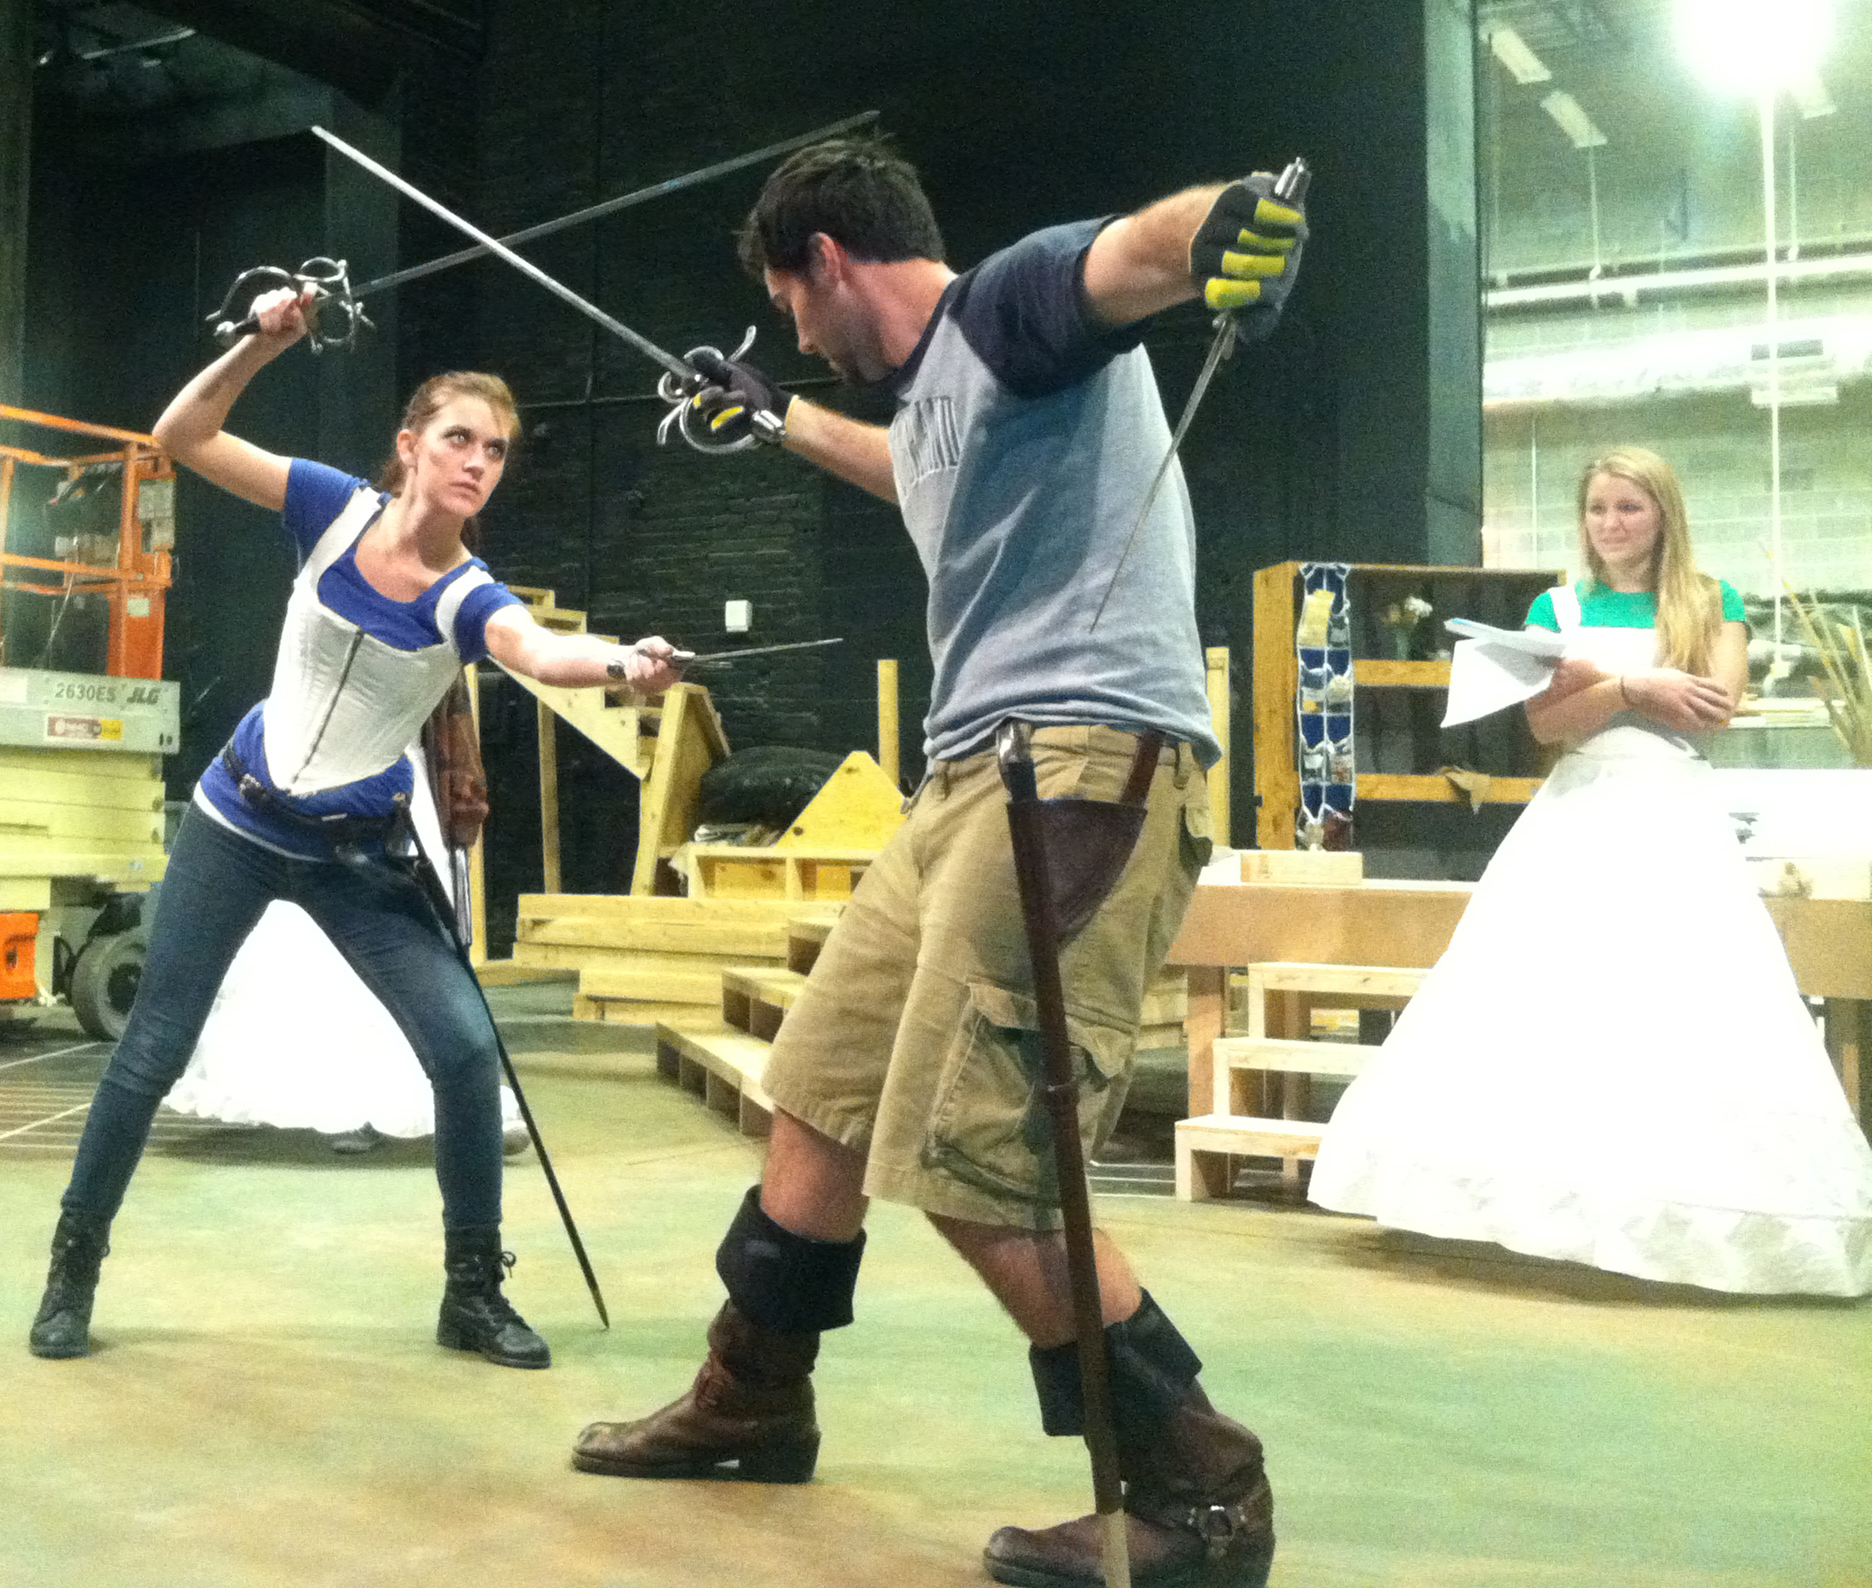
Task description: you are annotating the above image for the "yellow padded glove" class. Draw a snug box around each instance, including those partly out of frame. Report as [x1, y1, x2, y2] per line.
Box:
[1189, 173, 1307, 335]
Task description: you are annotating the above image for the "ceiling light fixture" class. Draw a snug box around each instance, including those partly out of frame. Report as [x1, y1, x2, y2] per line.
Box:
[1540, 90, 1607, 149]
[1675, 0, 1832, 94]
[1487, 24, 1553, 85]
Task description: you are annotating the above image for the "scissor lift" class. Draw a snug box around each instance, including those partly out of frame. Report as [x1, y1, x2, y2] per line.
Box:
[0, 405, 180, 1038]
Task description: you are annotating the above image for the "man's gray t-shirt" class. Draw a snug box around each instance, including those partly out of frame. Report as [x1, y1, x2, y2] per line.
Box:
[886, 218, 1218, 766]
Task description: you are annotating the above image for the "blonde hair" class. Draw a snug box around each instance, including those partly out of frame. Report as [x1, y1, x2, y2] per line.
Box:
[1574, 446, 1722, 673]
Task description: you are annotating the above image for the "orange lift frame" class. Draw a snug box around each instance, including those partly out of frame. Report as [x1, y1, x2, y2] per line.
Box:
[0, 404, 175, 681]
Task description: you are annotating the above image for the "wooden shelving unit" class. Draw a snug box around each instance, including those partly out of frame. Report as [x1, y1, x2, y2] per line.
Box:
[1252, 561, 1565, 848]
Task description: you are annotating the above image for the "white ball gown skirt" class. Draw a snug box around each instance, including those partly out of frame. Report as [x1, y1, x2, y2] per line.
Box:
[162, 752, 520, 1140]
[162, 900, 522, 1139]
[1309, 726, 1872, 1297]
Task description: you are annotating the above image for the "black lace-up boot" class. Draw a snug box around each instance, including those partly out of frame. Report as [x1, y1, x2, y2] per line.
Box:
[29, 1209, 112, 1360]
[436, 1225, 551, 1369]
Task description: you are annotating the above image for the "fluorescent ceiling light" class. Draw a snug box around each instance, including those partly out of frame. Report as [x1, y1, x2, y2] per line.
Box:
[1792, 69, 1837, 117]
[1541, 91, 1607, 149]
[1675, 0, 1833, 95]
[1487, 24, 1552, 84]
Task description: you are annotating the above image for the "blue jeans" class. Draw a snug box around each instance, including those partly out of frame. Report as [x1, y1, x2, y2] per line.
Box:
[62, 805, 504, 1231]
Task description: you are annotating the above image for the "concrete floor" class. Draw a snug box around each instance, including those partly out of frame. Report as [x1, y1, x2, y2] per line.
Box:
[2, 992, 1868, 1588]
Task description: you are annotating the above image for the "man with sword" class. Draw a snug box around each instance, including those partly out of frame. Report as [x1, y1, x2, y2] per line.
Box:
[567, 138, 1308, 1587]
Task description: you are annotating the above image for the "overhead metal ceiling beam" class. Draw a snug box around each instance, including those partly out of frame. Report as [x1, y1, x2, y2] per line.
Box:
[136, 0, 482, 104]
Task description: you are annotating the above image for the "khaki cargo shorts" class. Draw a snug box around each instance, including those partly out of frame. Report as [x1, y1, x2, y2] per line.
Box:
[760, 724, 1212, 1231]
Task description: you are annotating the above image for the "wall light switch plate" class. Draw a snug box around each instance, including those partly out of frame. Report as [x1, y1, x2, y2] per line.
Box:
[725, 600, 752, 634]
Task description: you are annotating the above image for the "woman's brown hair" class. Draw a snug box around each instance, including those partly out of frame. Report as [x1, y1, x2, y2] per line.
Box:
[374, 372, 521, 552]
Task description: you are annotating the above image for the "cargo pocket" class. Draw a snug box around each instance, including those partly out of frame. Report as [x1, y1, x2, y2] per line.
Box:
[921, 980, 1135, 1210]
[1180, 798, 1214, 874]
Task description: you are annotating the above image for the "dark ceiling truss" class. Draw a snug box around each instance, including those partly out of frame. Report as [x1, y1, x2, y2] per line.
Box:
[112, 0, 484, 104]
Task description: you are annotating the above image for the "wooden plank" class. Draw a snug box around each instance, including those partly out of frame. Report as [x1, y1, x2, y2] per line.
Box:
[788, 914, 838, 974]
[689, 848, 876, 902]
[633, 683, 728, 895]
[1170, 882, 1474, 973]
[656, 1021, 774, 1105]
[518, 893, 801, 923]
[1762, 898, 1872, 999]
[1176, 1113, 1323, 1169]
[1215, 1036, 1376, 1079]
[1249, 962, 1427, 999]
[474, 959, 577, 988]
[537, 696, 561, 896]
[1239, 850, 1364, 886]
[1205, 646, 1231, 848]
[776, 752, 903, 852]
[518, 917, 794, 956]
[1332, 563, 1566, 577]
[877, 659, 900, 789]
[581, 963, 742, 1003]
[516, 941, 784, 979]
[1187, 965, 1226, 1116]
[720, 966, 806, 1008]
[580, 996, 716, 1027]
[1178, 882, 1872, 1000]
[1252, 561, 1300, 850]
[1823, 999, 1866, 1123]
[1356, 773, 1544, 804]
[1353, 659, 1451, 688]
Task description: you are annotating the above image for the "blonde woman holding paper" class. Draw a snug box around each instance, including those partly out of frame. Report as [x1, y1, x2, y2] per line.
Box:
[1311, 446, 1872, 1296]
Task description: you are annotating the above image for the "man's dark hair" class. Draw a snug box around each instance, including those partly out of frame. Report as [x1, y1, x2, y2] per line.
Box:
[736, 138, 945, 279]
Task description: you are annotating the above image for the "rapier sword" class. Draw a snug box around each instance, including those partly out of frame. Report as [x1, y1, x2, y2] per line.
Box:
[309, 124, 782, 454]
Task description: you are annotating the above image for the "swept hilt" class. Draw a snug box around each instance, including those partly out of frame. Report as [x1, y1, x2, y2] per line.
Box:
[206, 256, 373, 354]
[655, 325, 787, 455]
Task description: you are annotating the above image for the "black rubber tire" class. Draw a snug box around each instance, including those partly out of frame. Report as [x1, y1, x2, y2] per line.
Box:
[698, 745, 844, 828]
[69, 929, 148, 1043]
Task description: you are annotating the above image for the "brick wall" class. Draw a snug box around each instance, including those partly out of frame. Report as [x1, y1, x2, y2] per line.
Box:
[1483, 360, 1872, 598]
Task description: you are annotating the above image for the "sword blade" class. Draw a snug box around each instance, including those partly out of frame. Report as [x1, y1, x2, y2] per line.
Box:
[676, 637, 844, 666]
[355, 111, 880, 301]
[1087, 315, 1232, 632]
[311, 125, 693, 383]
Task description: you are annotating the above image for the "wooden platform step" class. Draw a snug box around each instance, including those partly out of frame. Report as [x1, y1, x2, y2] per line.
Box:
[655, 1020, 773, 1137]
[1213, 1036, 1380, 1081]
[721, 966, 807, 1041]
[1175, 1113, 1325, 1201]
[786, 913, 841, 975]
[1245, 962, 1428, 999]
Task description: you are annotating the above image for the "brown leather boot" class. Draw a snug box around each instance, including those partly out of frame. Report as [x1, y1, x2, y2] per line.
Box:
[572, 1301, 821, 1482]
[986, 1291, 1274, 1588]
[984, 1384, 1273, 1586]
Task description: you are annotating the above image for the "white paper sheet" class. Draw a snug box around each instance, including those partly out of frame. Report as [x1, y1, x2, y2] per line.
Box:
[1440, 619, 1565, 727]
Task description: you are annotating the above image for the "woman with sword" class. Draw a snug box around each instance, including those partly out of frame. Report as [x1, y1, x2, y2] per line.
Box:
[27, 283, 682, 1368]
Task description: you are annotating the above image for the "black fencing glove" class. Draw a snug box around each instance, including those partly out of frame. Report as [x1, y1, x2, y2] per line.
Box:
[689, 348, 791, 446]
[1190, 173, 1307, 343]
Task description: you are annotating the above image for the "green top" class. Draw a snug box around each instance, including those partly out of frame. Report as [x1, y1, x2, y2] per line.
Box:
[1525, 579, 1747, 631]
